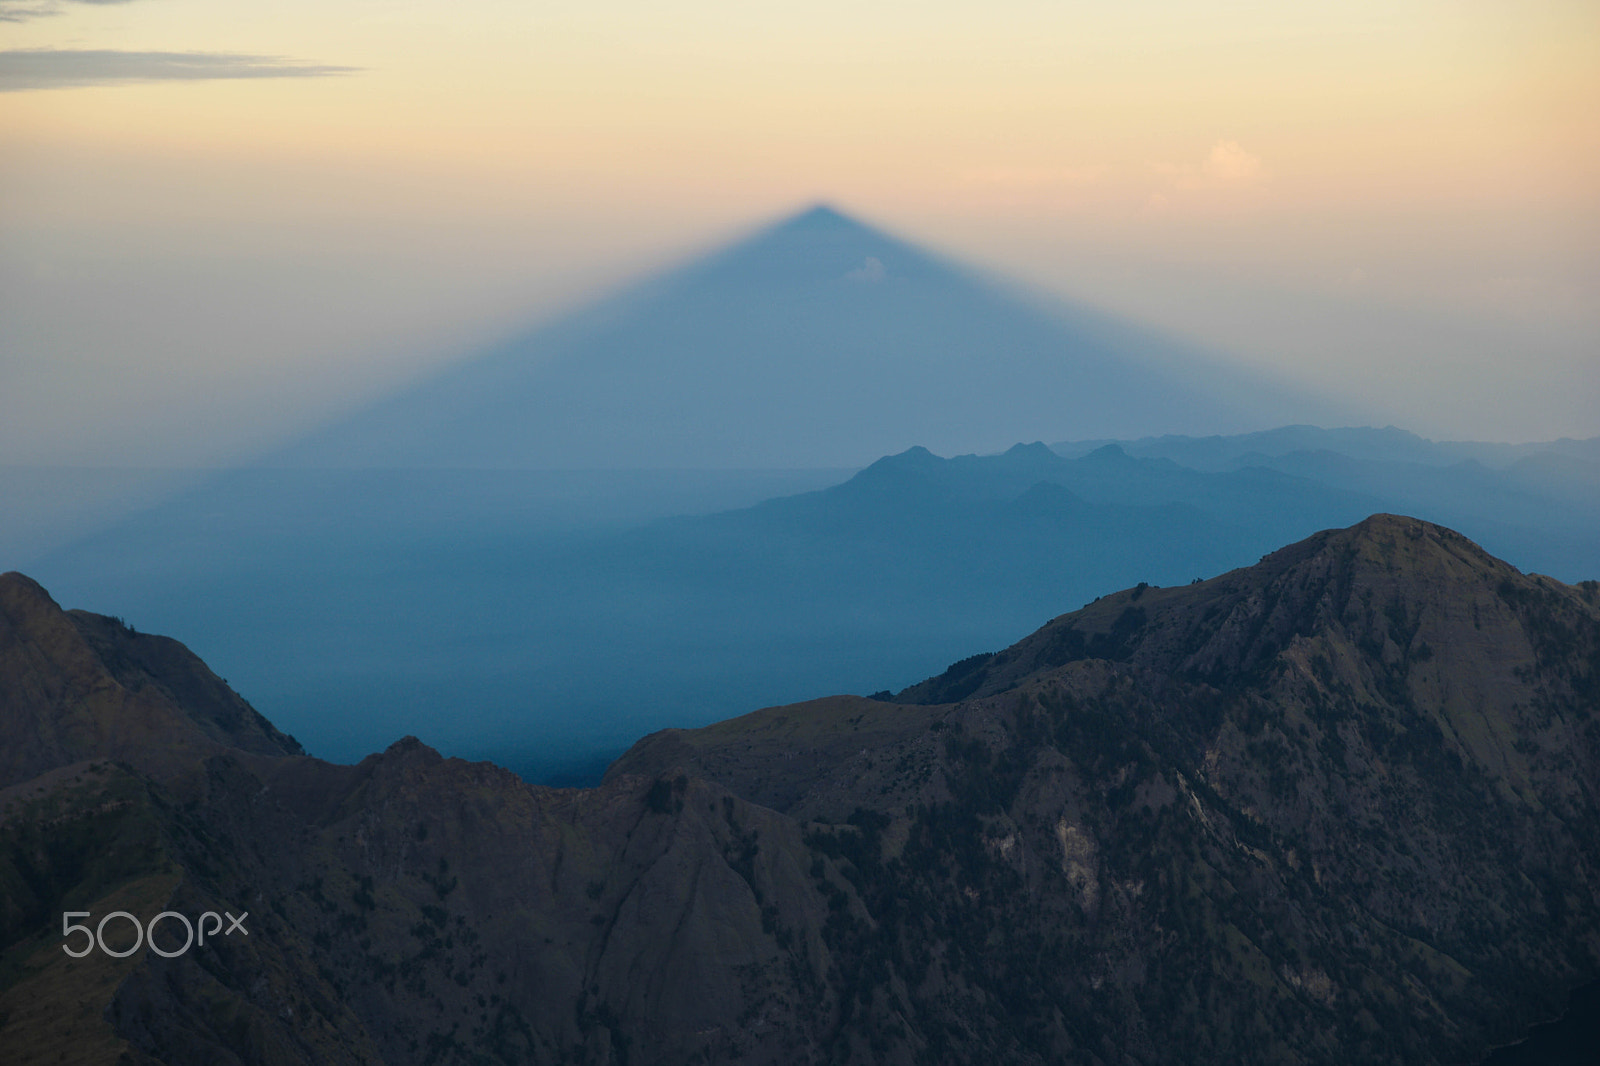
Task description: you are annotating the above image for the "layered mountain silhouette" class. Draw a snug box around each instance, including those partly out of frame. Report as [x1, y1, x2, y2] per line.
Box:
[1055, 426, 1600, 580]
[29, 428, 1597, 776]
[9, 207, 1592, 777]
[278, 205, 1342, 470]
[4, 516, 1599, 1063]
[1055, 424, 1600, 471]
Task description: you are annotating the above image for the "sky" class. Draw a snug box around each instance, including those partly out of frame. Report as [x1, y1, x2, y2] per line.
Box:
[2, 0, 1597, 466]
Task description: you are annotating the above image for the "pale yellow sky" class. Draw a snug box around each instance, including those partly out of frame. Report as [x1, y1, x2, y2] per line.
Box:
[2, 0, 1597, 461]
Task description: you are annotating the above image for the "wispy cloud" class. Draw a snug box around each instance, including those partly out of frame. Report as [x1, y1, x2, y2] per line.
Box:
[1200, 141, 1263, 182]
[0, 49, 360, 90]
[0, 0, 138, 23]
[844, 256, 886, 283]
[1159, 140, 1267, 190]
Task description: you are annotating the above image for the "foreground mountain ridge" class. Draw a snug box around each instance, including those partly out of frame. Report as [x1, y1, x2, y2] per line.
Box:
[3, 514, 1599, 1063]
[0, 572, 302, 788]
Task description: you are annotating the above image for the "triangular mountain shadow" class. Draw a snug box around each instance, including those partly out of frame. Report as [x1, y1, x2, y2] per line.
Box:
[277, 204, 1354, 470]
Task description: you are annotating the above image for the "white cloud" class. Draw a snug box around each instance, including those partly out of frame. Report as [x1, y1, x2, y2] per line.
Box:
[1158, 140, 1267, 190]
[844, 256, 886, 283]
[1201, 140, 1263, 182]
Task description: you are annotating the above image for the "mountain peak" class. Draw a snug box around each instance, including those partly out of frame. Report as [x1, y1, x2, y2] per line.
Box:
[892, 512, 1582, 707]
[1084, 443, 1132, 462]
[0, 571, 302, 789]
[0, 569, 55, 610]
[845, 445, 942, 485]
[867, 444, 940, 469]
[1003, 441, 1057, 459]
[1277, 512, 1494, 575]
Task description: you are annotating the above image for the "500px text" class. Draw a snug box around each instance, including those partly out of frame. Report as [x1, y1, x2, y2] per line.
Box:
[62, 910, 249, 958]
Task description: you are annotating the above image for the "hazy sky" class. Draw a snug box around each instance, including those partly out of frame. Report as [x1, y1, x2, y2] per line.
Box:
[2, 0, 1596, 465]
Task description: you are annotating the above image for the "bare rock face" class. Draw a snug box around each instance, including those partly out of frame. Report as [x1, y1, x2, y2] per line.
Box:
[613, 515, 1600, 1062]
[4, 516, 1600, 1064]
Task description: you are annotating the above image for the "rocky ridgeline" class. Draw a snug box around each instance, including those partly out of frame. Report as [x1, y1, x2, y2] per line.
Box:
[3, 514, 1599, 1064]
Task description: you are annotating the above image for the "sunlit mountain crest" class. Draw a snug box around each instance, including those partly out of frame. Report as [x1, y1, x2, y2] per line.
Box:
[279, 205, 1350, 470]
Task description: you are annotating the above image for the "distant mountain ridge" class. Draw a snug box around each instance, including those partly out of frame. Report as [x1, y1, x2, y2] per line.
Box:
[1055, 423, 1600, 470]
[4, 516, 1599, 1063]
[25, 424, 1599, 774]
[1056, 426, 1600, 581]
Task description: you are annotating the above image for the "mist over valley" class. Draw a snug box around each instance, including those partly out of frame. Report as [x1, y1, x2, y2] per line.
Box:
[3, 190, 1597, 1063]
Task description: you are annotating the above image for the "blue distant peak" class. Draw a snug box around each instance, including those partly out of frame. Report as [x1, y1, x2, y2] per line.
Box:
[855, 445, 940, 473]
[862, 444, 938, 467]
[1003, 442, 1057, 460]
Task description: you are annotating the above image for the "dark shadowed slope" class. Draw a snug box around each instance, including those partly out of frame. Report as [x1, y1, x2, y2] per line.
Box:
[0, 572, 301, 789]
[6, 516, 1589, 1063]
[276, 205, 1343, 471]
[613, 515, 1600, 1063]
